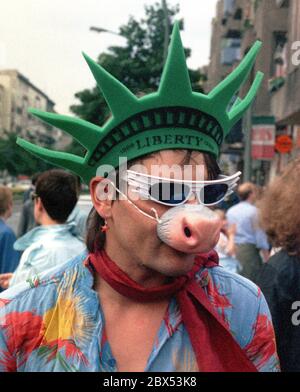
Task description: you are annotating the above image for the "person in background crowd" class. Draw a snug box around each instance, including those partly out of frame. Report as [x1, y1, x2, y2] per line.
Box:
[257, 158, 300, 372]
[214, 209, 241, 274]
[17, 172, 41, 237]
[0, 186, 21, 292]
[0, 170, 86, 289]
[217, 190, 240, 211]
[67, 176, 88, 241]
[22, 172, 41, 204]
[226, 182, 269, 283]
[19, 174, 88, 241]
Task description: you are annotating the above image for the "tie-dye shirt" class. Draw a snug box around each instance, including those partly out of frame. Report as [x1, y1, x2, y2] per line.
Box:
[0, 251, 280, 372]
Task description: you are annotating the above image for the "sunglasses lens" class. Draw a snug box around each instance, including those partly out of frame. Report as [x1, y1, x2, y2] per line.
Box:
[203, 183, 228, 205]
[149, 182, 190, 205]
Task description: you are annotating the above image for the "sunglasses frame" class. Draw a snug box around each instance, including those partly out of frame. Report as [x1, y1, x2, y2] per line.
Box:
[31, 192, 39, 201]
[124, 170, 241, 207]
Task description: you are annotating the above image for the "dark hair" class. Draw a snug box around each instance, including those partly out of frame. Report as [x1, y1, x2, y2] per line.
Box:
[86, 151, 221, 253]
[203, 153, 221, 180]
[35, 169, 78, 223]
[32, 172, 42, 186]
[74, 176, 82, 197]
[0, 186, 13, 216]
[237, 182, 256, 201]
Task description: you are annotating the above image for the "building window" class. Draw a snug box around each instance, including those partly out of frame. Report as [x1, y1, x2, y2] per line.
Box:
[35, 96, 41, 109]
[271, 31, 288, 78]
[276, 0, 289, 8]
[22, 96, 28, 111]
[224, 30, 241, 39]
[254, 0, 262, 12]
[234, 8, 243, 20]
[221, 38, 241, 65]
[223, 0, 236, 17]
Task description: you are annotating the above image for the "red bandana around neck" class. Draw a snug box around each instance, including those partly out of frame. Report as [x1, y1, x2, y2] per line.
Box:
[88, 250, 257, 373]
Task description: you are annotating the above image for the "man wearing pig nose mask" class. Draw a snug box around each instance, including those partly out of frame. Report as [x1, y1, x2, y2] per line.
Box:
[0, 23, 279, 373]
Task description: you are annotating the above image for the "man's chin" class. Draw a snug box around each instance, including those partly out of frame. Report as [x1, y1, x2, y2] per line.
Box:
[169, 245, 196, 261]
[156, 246, 196, 277]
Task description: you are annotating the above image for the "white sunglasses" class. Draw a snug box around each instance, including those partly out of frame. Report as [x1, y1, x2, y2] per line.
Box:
[123, 170, 241, 207]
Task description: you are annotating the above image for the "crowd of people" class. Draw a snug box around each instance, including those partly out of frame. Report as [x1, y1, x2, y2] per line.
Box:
[215, 160, 300, 372]
[0, 170, 88, 290]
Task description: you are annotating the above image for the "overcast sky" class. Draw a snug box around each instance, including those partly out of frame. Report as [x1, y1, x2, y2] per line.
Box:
[0, 0, 218, 114]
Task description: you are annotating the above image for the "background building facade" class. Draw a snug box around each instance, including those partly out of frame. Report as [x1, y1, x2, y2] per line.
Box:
[0, 70, 62, 148]
[206, 0, 300, 184]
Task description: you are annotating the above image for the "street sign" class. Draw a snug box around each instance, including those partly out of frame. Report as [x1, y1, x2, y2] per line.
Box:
[275, 135, 293, 154]
[251, 124, 275, 160]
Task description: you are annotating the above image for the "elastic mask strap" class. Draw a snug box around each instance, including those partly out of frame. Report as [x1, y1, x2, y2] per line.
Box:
[107, 182, 162, 224]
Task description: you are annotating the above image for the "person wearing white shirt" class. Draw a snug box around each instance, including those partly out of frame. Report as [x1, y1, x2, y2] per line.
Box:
[0, 170, 86, 289]
[226, 182, 269, 283]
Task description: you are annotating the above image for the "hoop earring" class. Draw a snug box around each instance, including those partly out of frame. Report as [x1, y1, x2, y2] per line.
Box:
[101, 220, 109, 233]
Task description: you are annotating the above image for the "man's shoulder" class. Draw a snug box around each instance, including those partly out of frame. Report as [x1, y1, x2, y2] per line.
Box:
[227, 202, 256, 220]
[201, 265, 263, 322]
[202, 266, 269, 350]
[25, 230, 85, 255]
[261, 250, 300, 295]
[228, 201, 254, 212]
[0, 222, 15, 239]
[268, 249, 298, 270]
[226, 203, 241, 216]
[42, 232, 85, 249]
[0, 250, 89, 307]
[258, 250, 299, 283]
[208, 266, 260, 299]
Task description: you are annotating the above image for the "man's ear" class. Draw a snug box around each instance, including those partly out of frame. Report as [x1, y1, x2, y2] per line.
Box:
[36, 197, 43, 212]
[90, 177, 114, 220]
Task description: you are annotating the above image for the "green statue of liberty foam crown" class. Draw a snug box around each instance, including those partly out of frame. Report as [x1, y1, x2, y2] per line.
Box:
[17, 22, 264, 184]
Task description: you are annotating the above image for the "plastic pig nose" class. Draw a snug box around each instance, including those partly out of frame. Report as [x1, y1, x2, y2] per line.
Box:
[182, 218, 200, 247]
[157, 204, 222, 255]
[184, 226, 192, 238]
[182, 215, 215, 250]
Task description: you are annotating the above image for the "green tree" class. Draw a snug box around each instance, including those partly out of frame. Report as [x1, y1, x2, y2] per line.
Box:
[70, 1, 205, 137]
[0, 132, 51, 178]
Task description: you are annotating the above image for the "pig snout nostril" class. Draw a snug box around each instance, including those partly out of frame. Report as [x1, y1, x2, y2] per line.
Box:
[184, 227, 192, 238]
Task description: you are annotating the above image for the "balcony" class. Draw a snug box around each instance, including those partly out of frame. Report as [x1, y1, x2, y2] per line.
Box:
[268, 76, 285, 93]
